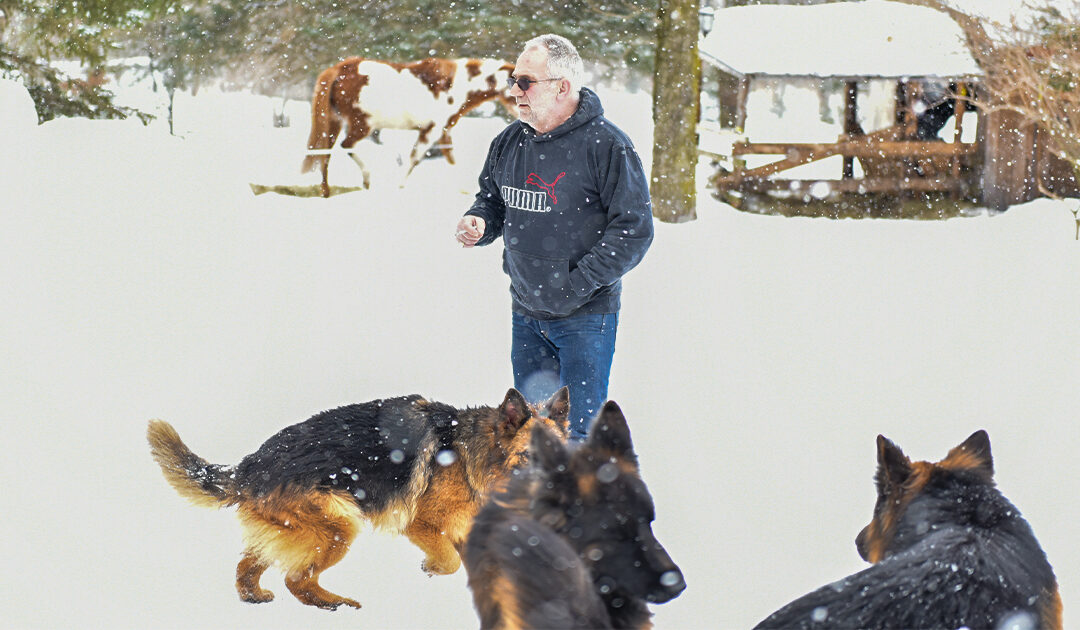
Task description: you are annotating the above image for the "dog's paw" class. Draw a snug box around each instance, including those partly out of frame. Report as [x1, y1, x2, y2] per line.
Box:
[240, 588, 275, 604]
[421, 558, 439, 576]
[421, 556, 460, 576]
[324, 597, 362, 611]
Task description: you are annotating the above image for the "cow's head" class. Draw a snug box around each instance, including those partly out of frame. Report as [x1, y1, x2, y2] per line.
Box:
[462, 58, 516, 116]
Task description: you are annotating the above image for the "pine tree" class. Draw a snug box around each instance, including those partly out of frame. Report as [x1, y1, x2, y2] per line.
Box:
[0, 0, 168, 121]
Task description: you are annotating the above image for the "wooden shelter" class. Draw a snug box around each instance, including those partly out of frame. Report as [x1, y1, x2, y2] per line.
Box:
[697, 0, 1076, 210]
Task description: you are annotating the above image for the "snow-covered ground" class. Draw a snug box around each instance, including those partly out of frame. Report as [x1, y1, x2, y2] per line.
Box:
[1, 69, 1078, 630]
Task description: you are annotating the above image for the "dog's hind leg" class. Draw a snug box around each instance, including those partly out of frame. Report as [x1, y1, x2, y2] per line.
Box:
[282, 519, 362, 610]
[285, 560, 360, 611]
[236, 552, 274, 604]
[286, 500, 363, 610]
[238, 490, 364, 610]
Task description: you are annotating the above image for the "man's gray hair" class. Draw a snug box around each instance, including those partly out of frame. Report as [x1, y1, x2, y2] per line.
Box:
[524, 34, 585, 92]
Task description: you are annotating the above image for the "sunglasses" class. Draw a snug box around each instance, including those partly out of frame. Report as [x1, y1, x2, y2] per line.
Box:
[506, 76, 563, 91]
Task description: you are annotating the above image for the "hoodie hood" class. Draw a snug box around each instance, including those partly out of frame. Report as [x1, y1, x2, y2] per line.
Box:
[521, 87, 605, 143]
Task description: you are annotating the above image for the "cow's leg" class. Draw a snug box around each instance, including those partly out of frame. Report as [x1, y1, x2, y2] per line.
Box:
[404, 123, 438, 185]
[319, 117, 343, 198]
[342, 113, 371, 189]
[437, 130, 456, 165]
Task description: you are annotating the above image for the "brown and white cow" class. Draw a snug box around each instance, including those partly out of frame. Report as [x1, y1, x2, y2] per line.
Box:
[301, 57, 515, 197]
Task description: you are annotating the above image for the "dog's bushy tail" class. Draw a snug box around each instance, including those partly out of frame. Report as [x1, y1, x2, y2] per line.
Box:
[147, 420, 239, 509]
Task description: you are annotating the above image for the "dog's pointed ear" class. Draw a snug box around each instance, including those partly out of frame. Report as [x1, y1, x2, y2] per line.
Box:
[543, 387, 570, 432]
[530, 424, 568, 473]
[587, 401, 635, 460]
[942, 429, 994, 479]
[876, 435, 911, 493]
[498, 388, 532, 434]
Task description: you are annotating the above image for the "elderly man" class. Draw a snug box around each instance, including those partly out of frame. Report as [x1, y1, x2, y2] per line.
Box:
[455, 34, 653, 440]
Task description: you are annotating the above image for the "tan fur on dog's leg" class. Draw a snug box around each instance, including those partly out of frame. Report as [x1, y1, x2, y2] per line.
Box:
[405, 520, 462, 576]
[236, 552, 274, 603]
[284, 571, 361, 611]
[280, 518, 361, 610]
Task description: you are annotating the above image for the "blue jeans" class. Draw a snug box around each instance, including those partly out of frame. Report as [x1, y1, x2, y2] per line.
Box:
[511, 311, 618, 440]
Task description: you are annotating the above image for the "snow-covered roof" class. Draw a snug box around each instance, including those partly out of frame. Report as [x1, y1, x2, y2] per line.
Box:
[699, 0, 983, 80]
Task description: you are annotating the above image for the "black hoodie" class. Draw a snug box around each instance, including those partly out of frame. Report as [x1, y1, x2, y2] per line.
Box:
[466, 87, 654, 320]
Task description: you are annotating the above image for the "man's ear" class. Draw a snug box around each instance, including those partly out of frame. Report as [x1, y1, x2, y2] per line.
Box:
[558, 77, 573, 98]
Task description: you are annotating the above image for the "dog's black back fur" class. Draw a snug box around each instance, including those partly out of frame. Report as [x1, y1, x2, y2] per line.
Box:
[465, 402, 686, 630]
[754, 430, 1061, 630]
[234, 396, 458, 512]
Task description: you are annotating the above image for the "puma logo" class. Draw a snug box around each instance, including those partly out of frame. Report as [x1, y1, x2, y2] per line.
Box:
[525, 172, 567, 205]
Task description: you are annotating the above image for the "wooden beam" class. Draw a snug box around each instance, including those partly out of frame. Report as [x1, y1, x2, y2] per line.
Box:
[733, 141, 978, 158]
[712, 177, 972, 194]
[729, 147, 842, 180]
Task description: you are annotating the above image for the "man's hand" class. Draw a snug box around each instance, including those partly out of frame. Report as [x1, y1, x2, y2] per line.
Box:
[455, 216, 486, 248]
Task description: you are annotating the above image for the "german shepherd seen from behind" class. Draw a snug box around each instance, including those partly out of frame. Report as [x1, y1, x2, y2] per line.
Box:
[465, 401, 686, 629]
[147, 387, 569, 610]
[754, 430, 1062, 630]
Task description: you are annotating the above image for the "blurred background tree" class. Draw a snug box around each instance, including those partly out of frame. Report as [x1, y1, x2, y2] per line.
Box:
[0, 0, 167, 121]
[969, 2, 1080, 184]
[2, 0, 662, 121]
[120, 0, 659, 99]
[8, 0, 870, 123]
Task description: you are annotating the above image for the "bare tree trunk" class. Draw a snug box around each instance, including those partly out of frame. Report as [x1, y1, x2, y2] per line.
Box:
[651, 0, 702, 223]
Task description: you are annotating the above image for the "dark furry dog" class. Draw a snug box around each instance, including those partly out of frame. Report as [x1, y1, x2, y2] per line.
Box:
[754, 430, 1062, 630]
[147, 387, 569, 610]
[464, 401, 686, 629]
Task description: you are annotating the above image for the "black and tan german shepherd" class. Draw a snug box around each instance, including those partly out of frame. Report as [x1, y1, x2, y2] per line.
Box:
[464, 401, 686, 629]
[147, 387, 569, 611]
[754, 430, 1062, 630]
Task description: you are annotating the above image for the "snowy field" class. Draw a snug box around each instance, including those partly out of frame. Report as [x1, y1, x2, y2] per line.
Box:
[1, 67, 1079, 630]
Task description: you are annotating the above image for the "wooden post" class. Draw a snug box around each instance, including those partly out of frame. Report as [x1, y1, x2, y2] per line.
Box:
[903, 82, 919, 139]
[951, 82, 967, 146]
[950, 82, 967, 196]
[733, 76, 750, 184]
[894, 80, 906, 127]
[980, 108, 1034, 210]
[843, 80, 858, 179]
[735, 76, 750, 133]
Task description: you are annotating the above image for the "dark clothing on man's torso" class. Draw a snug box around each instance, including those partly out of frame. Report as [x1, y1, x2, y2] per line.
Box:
[466, 88, 653, 320]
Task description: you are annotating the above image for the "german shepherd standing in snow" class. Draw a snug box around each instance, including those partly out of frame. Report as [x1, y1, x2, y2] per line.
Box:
[754, 430, 1062, 630]
[147, 387, 569, 611]
[464, 401, 686, 629]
